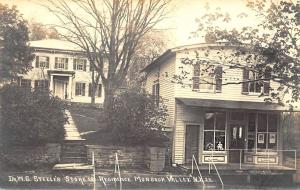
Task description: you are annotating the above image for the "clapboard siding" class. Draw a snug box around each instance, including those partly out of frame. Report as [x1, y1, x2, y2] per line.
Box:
[144, 56, 176, 129]
[174, 48, 280, 103]
[173, 102, 204, 164]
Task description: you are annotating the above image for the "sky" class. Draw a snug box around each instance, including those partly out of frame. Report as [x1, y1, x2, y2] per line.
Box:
[1, 0, 264, 47]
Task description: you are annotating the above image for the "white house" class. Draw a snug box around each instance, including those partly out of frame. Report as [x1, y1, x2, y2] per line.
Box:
[143, 43, 298, 175]
[18, 39, 105, 104]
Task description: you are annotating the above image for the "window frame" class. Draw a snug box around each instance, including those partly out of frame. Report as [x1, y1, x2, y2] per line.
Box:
[88, 83, 102, 97]
[203, 111, 227, 153]
[246, 112, 279, 152]
[73, 58, 87, 71]
[75, 82, 86, 96]
[19, 78, 31, 88]
[34, 80, 49, 91]
[242, 69, 271, 95]
[192, 64, 223, 93]
[35, 56, 50, 68]
[152, 81, 160, 106]
[55, 57, 68, 70]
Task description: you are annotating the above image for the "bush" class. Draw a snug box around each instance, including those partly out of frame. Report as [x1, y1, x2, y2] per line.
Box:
[99, 90, 168, 145]
[0, 84, 67, 145]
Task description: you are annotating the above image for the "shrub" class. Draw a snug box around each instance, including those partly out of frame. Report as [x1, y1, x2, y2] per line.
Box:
[0, 84, 67, 145]
[99, 90, 168, 145]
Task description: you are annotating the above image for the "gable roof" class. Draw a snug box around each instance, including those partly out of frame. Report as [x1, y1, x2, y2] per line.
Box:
[29, 39, 83, 52]
[141, 42, 234, 72]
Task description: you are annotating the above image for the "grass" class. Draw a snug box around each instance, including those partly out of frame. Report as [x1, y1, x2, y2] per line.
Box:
[68, 105, 101, 134]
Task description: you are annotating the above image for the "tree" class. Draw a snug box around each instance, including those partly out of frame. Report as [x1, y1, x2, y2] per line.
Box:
[44, 0, 169, 109]
[0, 4, 34, 82]
[177, 1, 300, 108]
[29, 20, 60, 40]
[128, 30, 168, 90]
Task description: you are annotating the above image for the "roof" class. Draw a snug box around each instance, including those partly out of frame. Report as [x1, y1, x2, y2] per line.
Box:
[177, 98, 300, 112]
[141, 42, 234, 72]
[29, 39, 83, 52]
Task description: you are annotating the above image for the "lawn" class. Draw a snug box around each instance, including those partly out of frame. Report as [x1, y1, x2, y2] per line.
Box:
[68, 104, 102, 135]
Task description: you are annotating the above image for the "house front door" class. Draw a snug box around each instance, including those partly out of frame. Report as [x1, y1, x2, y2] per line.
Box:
[54, 79, 68, 99]
[185, 125, 199, 164]
[229, 124, 245, 163]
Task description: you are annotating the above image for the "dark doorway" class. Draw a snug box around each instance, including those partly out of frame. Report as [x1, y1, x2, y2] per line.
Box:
[229, 124, 245, 163]
[185, 125, 199, 164]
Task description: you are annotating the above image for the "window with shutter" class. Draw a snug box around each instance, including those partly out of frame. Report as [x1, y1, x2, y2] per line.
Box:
[215, 66, 222, 92]
[35, 56, 49, 68]
[242, 68, 271, 95]
[55, 57, 68, 70]
[73, 58, 87, 71]
[193, 64, 200, 90]
[75, 82, 86, 96]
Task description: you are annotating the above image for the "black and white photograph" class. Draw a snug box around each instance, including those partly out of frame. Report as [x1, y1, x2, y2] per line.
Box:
[0, 0, 300, 189]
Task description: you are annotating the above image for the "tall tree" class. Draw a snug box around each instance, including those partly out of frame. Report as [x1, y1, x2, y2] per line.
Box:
[128, 30, 168, 90]
[44, 0, 169, 109]
[29, 20, 60, 40]
[0, 4, 33, 82]
[177, 0, 300, 109]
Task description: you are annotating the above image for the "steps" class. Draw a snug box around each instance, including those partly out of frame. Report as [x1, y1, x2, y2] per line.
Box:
[60, 140, 88, 164]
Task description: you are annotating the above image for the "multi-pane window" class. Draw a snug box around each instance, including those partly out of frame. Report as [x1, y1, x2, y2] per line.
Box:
[34, 80, 49, 91]
[152, 82, 160, 105]
[75, 82, 86, 96]
[247, 113, 278, 151]
[19, 79, 31, 88]
[193, 64, 222, 92]
[55, 57, 68, 70]
[73, 58, 87, 71]
[88, 83, 102, 97]
[35, 56, 49, 68]
[242, 68, 271, 95]
[204, 112, 226, 151]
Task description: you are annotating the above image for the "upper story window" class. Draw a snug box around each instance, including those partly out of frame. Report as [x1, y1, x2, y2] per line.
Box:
[75, 82, 86, 96]
[35, 56, 49, 68]
[152, 81, 160, 106]
[193, 64, 222, 92]
[55, 57, 68, 70]
[242, 68, 271, 95]
[34, 80, 49, 91]
[73, 58, 87, 71]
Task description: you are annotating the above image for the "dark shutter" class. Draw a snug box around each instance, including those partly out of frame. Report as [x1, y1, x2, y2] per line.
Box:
[82, 83, 86, 96]
[83, 60, 87, 71]
[264, 68, 271, 95]
[215, 66, 222, 92]
[193, 64, 200, 90]
[45, 80, 49, 90]
[55, 57, 58, 69]
[242, 69, 249, 94]
[65, 58, 68, 70]
[98, 84, 102, 97]
[73, 59, 76, 70]
[46, 57, 49, 68]
[88, 83, 92, 97]
[152, 84, 155, 96]
[35, 56, 39, 68]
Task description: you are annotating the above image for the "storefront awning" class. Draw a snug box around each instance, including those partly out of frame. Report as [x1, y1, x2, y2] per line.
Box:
[177, 97, 299, 112]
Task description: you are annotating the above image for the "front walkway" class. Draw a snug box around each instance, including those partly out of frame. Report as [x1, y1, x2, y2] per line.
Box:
[64, 110, 84, 140]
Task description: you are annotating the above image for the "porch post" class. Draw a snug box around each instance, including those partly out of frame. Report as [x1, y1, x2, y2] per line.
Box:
[49, 75, 54, 92]
[68, 76, 72, 99]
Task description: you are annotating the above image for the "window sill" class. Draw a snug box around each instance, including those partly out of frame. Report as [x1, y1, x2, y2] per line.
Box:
[192, 89, 222, 93]
[203, 151, 227, 154]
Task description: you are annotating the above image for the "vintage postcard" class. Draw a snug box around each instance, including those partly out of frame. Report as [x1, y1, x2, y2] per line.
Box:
[0, 0, 300, 189]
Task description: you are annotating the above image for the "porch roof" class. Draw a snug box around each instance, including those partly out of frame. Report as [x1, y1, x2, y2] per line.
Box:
[48, 70, 75, 76]
[177, 98, 299, 112]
